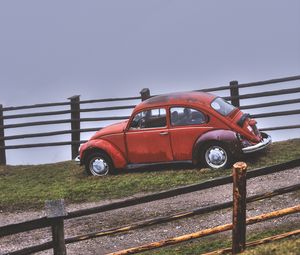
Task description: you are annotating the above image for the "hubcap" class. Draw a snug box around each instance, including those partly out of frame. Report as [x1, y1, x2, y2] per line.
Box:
[90, 158, 109, 176]
[205, 146, 227, 169]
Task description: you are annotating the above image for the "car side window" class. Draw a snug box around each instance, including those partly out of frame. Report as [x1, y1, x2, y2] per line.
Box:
[130, 108, 167, 129]
[170, 107, 207, 126]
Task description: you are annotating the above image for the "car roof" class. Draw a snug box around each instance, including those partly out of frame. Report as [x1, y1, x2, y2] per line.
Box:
[134, 91, 217, 113]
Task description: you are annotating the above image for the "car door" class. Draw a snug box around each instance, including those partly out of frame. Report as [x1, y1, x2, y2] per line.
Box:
[169, 106, 212, 161]
[125, 108, 173, 164]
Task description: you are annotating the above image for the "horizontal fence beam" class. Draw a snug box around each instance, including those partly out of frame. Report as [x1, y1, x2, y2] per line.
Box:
[0, 105, 136, 121]
[238, 75, 300, 89]
[1, 115, 126, 128]
[79, 96, 141, 104]
[0, 119, 71, 129]
[195, 85, 230, 93]
[1, 109, 71, 120]
[2, 75, 299, 113]
[2, 180, 299, 239]
[0, 217, 51, 237]
[260, 124, 300, 132]
[0, 161, 299, 255]
[0, 128, 101, 141]
[251, 109, 300, 119]
[0, 140, 87, 150]
[203, 229, 300, 255]
[57, 183, 300, 245]
[2, 181, 299, 253]
[80, 105, 136, 113]
[2, 101, 70, 112]
[0, 130, 73, 141]
[224, 86, 300, 101]
[5, 204, 300, 255]
[109, 204, 300, 255]
[4, 184, 299, 255]
[2, 97, 140, 112]
[65, 158, 300, 219]
[240, 98, 300, 110]
[7, 206, 300, 255]
[80, 116, 130, 122]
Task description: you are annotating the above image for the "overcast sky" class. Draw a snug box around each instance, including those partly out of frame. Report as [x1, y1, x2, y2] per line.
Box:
[0, 0, 299, 164]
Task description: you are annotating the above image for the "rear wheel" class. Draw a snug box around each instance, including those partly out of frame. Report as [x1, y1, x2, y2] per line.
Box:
[85, 152, 114, 176]
[202, 143, 232, 170]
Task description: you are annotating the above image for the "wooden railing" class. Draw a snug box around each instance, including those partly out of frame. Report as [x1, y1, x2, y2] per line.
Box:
[0, 75, 300, 165]
[1, 159, 300, 254]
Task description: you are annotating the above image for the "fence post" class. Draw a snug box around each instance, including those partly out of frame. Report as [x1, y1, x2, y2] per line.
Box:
[140, 88, 151, 101]
[46, 199, 67, 255]
[0, 104, 6, 165]
[230, 81, 240, 108]
[232, 162, 247, 254]
[68, 95, 80, 159]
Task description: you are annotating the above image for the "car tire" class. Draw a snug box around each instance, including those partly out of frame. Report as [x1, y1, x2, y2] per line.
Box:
[201, 142, 232, 170]
[85, 152, 114, 176]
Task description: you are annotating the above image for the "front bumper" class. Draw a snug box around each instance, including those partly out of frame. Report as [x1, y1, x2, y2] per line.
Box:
[242, 133, 272, 154]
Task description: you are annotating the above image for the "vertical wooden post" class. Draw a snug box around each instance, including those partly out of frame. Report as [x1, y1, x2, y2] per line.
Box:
[68, 95, 80, 159]
[232, 162, 247, 254]
[230, 81, 240, 108]
[140, 88, 150, 101]
[45, 199, 67, 255]
[0, 104, 6, 165]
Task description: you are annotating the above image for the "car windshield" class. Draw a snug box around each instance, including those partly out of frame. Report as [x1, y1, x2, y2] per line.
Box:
[211, 97, 236, 116]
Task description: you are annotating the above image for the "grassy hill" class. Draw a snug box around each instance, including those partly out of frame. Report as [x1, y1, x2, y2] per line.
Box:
[0, 139, 300, 211]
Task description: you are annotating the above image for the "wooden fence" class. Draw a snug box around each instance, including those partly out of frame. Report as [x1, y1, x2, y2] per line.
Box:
[1, 74, 300, 165]
[1, 158, 300, 254]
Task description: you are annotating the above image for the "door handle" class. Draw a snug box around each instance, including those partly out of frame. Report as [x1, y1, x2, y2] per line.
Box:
[160, 131, 169, 136]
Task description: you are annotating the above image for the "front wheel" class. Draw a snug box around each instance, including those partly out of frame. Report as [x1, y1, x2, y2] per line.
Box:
[202, 143, 232, 170]
[85, 152, 114, 176]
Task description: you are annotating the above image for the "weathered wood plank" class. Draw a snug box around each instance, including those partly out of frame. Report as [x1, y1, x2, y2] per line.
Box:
[63, 183, 300, 244]
[202, 228, 300, 255]
[66, 158, 300, 219]
[232, 162, 247, 254]
[108, 205, 300, 255]
[46, 200, 67, 255]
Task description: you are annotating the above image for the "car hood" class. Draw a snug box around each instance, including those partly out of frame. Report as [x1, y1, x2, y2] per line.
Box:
[90, 120, 128, 140]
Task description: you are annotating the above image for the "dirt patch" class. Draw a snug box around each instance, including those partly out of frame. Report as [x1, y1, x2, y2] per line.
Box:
[1, 167, 300, 255]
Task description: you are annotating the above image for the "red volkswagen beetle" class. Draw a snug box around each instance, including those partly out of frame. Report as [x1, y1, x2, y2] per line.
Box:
[76, 92, 271, 176]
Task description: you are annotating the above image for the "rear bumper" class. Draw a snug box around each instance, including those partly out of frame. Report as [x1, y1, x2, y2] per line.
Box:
[242, 133, 272, 154]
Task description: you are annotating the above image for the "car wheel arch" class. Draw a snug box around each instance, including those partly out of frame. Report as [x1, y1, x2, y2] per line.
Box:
[81, 139, 127, 169]
[82, 147, 113, 167]
[192, 129, 242, 164]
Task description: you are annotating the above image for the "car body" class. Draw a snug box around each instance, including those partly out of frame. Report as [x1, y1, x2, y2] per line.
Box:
[77, 92, 271, 176]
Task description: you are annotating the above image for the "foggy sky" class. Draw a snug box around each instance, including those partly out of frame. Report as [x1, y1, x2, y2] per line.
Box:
[0, 0, 299, 164]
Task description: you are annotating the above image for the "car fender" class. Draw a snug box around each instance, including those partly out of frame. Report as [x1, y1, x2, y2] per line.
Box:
[192, 129, 242, 163]
[82, 139, 127, 169]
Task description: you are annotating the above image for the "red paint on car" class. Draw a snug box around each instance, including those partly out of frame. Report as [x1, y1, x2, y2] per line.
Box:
[78, 92, 271, 175]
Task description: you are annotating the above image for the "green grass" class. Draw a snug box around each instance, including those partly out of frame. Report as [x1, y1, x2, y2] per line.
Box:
[243, 237, 300, 255]
[142, 223, 300, 255]
[0, 139, 300, 211]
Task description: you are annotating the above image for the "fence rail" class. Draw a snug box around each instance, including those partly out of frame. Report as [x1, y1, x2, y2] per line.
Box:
[1, 159, 300, 254]
[1, 75, 300, 164]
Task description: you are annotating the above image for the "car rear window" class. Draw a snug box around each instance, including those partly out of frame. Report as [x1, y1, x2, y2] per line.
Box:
[211, 97, 236, 116]
[170, 107, 207, 126]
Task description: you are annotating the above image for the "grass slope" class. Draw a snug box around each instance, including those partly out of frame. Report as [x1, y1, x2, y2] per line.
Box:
[0, 139, 300, 211]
